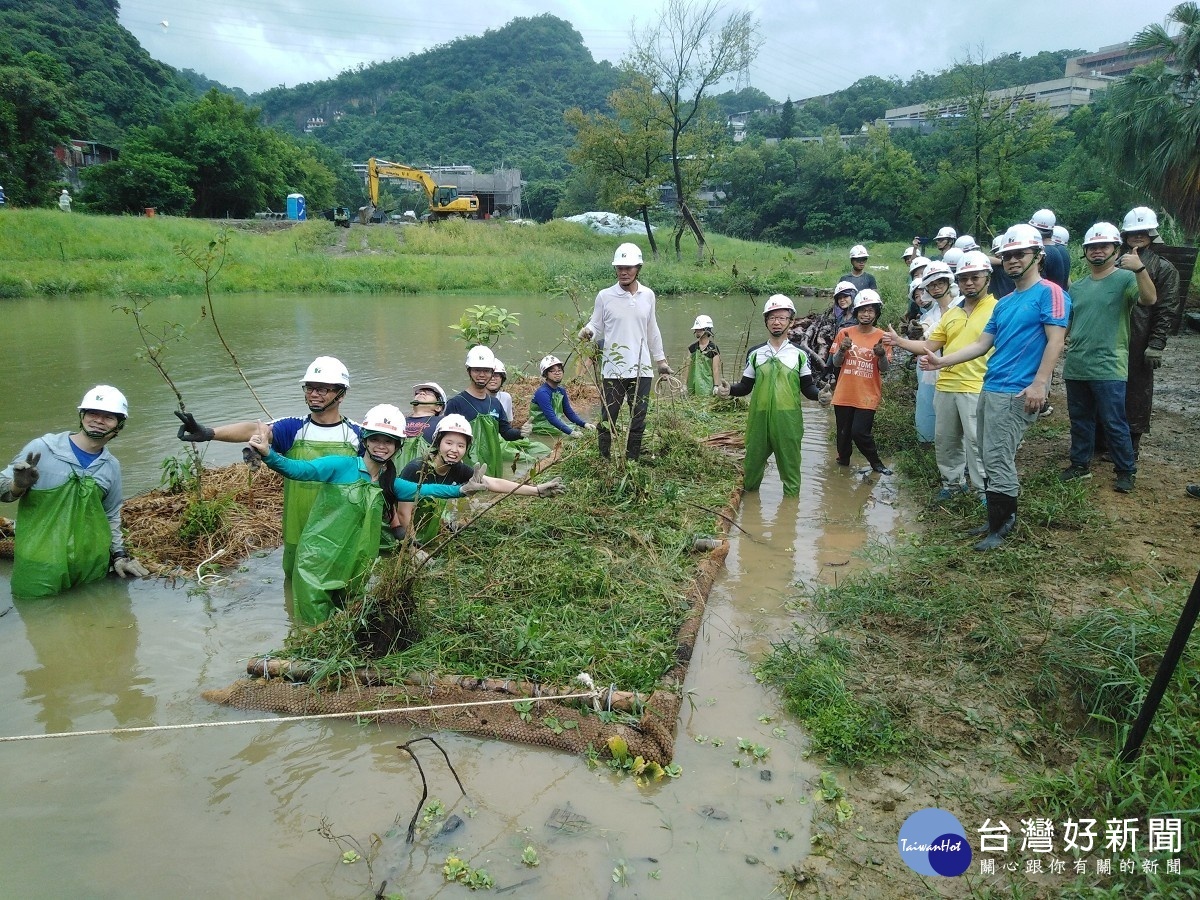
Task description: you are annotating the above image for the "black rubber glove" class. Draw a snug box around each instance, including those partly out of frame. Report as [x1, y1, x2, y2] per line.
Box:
[175, 410, 215, 442]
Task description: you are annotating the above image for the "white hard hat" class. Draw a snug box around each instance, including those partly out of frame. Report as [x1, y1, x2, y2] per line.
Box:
[953, 234, 979, 252]
[908, 255, 930, 275]
[1121, 206, 1159, 234]
[1082, 222, 1122, 246]
[935, 226, 958, 241]
[852, 289, 883, 311]
[361, 404, 405, 440]
[991, 234, 1005, 252]
[492, 359, 506, 376]
[1029, 208, 1056, 231]
[691, 314, 714, 331]
[956, 250, 993, 275]
[902, 245, 917, 259]
[942, 248, 965, 271]
[833, 280, 858, 297]
[908, 278, 924, 300]
[412, 382, 447, 405]
[465, 345, 496, 370]
[301, 356, 349, 387]
[763, 294, 796, 316]
[1001, 224, 1044, 253]
[433, 413, 474, 444]
[539, 354, 564, 374]
[79, 385, 128, 418]
[1052, 225, 1069, 245]
[849, 244, 869, 259]
[612, 242, 644, 266]
[920, 261, 954, 289]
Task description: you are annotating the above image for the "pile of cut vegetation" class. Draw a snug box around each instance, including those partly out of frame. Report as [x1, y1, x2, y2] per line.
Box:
[205, 398, 747, 765]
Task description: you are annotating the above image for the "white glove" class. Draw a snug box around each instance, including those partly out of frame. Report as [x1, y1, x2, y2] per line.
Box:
[583, 422, 597, 430]
[566, 428, 584, 439]
[818, 387, 833, 407]
[536, 478, 565, 497]
[113, 555, 149, 578]
[520, 420, 533, 438]
[657, 360, 673, 376]
[714, 380, 731, 398]
[460, 464, 489, 494]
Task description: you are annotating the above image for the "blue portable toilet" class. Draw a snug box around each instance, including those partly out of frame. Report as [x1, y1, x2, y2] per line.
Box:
[286, 193, 306, 220]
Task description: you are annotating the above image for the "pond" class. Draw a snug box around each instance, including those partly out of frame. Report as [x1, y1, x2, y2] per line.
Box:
[0, 291, 905, 897]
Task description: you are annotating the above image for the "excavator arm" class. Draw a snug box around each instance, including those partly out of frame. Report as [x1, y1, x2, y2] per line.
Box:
[366, 157, 478, 219]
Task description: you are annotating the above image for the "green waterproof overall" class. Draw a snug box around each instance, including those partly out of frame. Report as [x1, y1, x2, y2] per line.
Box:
[530, 392, 570, 435]
[467, 415, 504, 478]
[11, 474, 110, 598]
[281, 432, 357, 578]
[744, 355, 805, 496]
[688, 347, 716, 397]
[291, 479, 383, 625]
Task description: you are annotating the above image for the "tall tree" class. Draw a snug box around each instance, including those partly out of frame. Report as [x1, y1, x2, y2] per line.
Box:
[1102, 2, 1200, 239]
[627, 0, 759, 261]
[778, 97, 795, 140]
[0, 60, 79, 206]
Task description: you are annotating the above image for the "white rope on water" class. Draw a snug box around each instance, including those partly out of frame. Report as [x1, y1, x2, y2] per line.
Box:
[196, 547, 229, 586]
[0, 689, 601, 744]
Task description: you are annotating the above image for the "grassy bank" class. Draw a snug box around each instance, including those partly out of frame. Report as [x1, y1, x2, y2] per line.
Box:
[0, 209, 913, 305]
[757, 375, 1200, 896]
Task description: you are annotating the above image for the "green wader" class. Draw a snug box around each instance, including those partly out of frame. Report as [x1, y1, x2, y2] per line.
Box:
[531, 392, 571, 435]
[744, 354, 805, 496]
[12, 474, 111, 598]
[502, 437, 550, 466]
[467, 415, 504, 478]
[281, 434, 357, 578]
[292, 479, 383, 625]
[688, 347, 715, 397]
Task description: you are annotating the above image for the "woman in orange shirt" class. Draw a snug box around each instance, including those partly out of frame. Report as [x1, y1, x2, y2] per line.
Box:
[830, 289, 893, 475]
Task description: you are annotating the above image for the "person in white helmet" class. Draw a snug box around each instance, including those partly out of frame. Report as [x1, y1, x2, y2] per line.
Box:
[398, 382, 446, 468]
[490, 359, 552, 465]
[441, 345, 523, 477]
[929, 226, 957, 261]
[1029, 209, 1070, 290]
[1, 385, 149, 597]
[247, 405, 479, 623]
[686, 315, 722, 396]
[579, 242, 670, 461]
[1052, 225, 1069, 246]
[1116, 207, 1180, 458]
[911, 262, 956, 444]
[922, 224, 1071, 550]
[715, 295, 825, 495]
[175, 355, 361, 578]
[1059, 222, 1156, 492]
[986, 234, 1016, 300]
[58, 189, 72, 212]
[841, 245, 878, 292]
[530, 355, 592, 437]
[397, 414, 564, 544]
[830, 290, 893, 475]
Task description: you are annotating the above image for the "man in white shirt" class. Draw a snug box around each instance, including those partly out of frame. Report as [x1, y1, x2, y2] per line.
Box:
[580, 242, 671, 461]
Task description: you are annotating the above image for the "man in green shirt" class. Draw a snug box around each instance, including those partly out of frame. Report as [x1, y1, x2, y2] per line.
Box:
[1061, 222, 1157, 493]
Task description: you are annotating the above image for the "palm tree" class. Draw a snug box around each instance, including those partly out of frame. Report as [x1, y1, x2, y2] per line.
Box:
[1102, 2, 1200, 240]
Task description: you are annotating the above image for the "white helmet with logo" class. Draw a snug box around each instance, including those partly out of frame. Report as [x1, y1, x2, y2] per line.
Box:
[849, 244, 869, 259]
[942, 247, 965, 272]
[908, 255, 930, 275]
[79, 385, 129, 419]
[991, 234, 1005, 253]
[908, 278, 924, 300]
[935, 226, 958, 242]
[465, 345, 496, 370]
[834, 280, 858, 298]
[539, 354, 564, 375]
[361, 404, 405, 440]
[1002, 224, 1044, 253]
[920, 261, 954, 289]
[956, 250, 994, 275]
[301, 356, 349, 387]
[852, 288, 883, 311]
[1121, 206, 1159, 235]
[412, 382, 447, 405]
[902, 245, 917, 260]
[763, 294, 796, 316]
[612, 242, 644, 266]
[953, 234, 979, 252]
[1052, 225, 1069, 245]
[433, 413, 474, 445]
[1082, 222, 1122, 246]
[492, 359, 506, 376]
[1029, 208, 1056, 231]
[691, 314, 714, 331]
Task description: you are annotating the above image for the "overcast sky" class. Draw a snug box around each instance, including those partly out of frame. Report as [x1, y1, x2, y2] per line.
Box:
[118, 0, 1181, 101]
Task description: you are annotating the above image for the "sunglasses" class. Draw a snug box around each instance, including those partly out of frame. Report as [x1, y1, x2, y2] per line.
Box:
[999, 250, 1033, 262]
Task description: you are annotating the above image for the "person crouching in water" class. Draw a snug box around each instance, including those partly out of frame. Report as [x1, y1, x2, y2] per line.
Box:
[397, 414, 565, 544]
[248, 404, 477, 625]
[687, 315, 722, 396]
[830, 289, 893, 475]
[715, 295, 825, 496]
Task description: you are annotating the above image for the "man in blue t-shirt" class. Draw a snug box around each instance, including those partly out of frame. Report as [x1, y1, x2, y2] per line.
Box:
[923, 224, 1070, 551]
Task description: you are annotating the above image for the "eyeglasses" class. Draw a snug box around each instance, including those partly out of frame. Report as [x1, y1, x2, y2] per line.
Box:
[765, 313, 792, 322]
[303, 383, 339, 396]
[999, 250, 1032, 261]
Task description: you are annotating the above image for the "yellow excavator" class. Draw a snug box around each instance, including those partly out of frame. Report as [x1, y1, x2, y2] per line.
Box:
[366, 158, 479, 220]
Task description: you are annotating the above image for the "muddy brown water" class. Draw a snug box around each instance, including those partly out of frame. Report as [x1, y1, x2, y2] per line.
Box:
[0, 292, 907, 897]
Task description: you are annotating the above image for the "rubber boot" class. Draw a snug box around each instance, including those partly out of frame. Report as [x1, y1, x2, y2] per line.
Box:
[974, 493, 1016, 551]
[967, 490, 1000, 536]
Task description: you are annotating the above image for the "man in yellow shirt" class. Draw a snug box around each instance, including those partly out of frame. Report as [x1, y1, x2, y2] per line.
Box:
[885, 250, 997, 501]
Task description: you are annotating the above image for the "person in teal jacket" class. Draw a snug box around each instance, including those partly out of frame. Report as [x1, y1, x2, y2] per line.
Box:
[247, 404, 485, 624]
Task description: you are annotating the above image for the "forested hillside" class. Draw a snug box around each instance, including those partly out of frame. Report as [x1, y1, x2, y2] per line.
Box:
[254, 15, 621, 180]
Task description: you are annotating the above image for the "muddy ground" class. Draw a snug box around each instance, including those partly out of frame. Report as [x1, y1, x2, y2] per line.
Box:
[795, 327, 1200, 898]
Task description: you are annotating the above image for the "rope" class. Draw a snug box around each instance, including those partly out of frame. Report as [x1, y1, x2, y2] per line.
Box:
[0, 690, 600, 744]
[196, 547, 229, 585]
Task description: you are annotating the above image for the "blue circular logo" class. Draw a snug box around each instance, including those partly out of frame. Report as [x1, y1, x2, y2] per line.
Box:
[897, 808, 972, 877]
